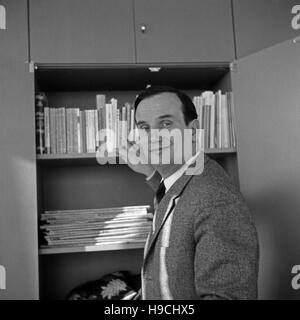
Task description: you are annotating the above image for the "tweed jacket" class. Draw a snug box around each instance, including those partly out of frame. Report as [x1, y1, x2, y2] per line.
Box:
[140, 154, 259, 300]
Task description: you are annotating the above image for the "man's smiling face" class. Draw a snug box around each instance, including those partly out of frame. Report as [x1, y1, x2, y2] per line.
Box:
[135, 92, 191, 173]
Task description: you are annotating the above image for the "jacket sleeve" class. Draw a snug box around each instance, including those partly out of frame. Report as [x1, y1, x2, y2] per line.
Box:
[193, 201, 259, 300]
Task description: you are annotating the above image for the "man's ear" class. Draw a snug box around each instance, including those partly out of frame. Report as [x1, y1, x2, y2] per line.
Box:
[187, 118, 199, 129]
[188, 119, 199, 140]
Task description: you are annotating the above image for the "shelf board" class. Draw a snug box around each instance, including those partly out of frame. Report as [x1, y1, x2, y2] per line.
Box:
[36, 148, 237, 161]
[39, 240, 146, 255]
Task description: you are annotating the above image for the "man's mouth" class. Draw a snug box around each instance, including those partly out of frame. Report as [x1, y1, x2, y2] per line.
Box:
[150, 143, 171, 153]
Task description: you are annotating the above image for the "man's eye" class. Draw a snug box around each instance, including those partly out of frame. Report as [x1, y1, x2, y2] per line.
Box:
[161, 121, 172, 128]
[139, 125, 150, 132]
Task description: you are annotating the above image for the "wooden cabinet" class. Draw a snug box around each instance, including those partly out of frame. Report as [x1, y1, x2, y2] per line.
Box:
[0, 0, 29, 61]
[29, 0, 235, 64]
[134, 0, 235, 63]
[33, 65, 239, 299]
[29, 0, 136, 63]
[233, 0, 300, 58]
[232, 38, 300, 299]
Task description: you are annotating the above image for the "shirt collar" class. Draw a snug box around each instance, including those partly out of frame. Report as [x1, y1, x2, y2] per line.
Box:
[163, 151, 202, 192]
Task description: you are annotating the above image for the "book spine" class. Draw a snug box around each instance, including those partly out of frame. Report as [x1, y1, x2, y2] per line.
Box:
[61, 108, 66, 154]
[85, 111, 89, 153]
[105, 103, 113, 152]
[130, 108, 135, 142]
[210, 93, 215, 149]
[223, 96, 230, 148]
[56, 108, 61, 154]
[220, 94, 226, 148]
[71, 108, 76, 153]
[66, 109, 71, 154]
[94, 109, 99, 151]
[116, 109, 120, 150]
[44, 107, 50, 154]
[228, 92, 237, 148]
[121, 106, 127, 148]
[49, 108, 56, 154]
[91, 110, 96, 152]
[80, 111, 86, 153]
[111, 98, 118, 150]
[76, 108, 81, 153]
[215, 90, 222, 149]
[35, 93, 46, 155]
[126, 102, 131, 141]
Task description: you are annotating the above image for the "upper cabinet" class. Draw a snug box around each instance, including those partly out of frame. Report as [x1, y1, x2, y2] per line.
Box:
[29, 0, 136, 64]
[233, 0, 300, 58]
[29, 0, 235, 64]
[0, 0, 29, 62]
[134, 0, 235, 63]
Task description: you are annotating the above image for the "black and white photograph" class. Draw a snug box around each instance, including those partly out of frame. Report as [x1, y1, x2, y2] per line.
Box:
[0, 0, 300, 303]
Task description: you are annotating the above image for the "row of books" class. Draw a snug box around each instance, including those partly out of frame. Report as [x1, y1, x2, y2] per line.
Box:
[39, 205, 153, 249]
[193, 91, 236, 149]
[36, 93, 135, 155]
[36, 90, 237, 155]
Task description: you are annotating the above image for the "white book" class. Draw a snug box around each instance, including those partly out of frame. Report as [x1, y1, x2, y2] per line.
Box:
[86, 110, 92, 153]
[75, 108, 81, 153]
[215, 90, 222, 149]
[221, 94, 229, 148]
[121, 106, 127, 148]
[105, 103, 113, 152]
[130, 108, 135, 141]
[111, 98, 118, 150]
[227, 92, 237, 148]
[116, 109, 120, 150]
[79, 111, 85, 153]
[90, 110, 96, 152]
[94, 109, 99, 151]
[202, 91, 214, 149]
[60, 108, 66, 154]
[210, 93, 215, 149]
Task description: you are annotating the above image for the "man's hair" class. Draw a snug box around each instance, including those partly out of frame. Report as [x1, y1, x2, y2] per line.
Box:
[133, 86, 198, 125]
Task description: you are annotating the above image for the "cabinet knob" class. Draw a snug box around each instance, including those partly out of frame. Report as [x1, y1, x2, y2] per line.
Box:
[140, 24, 147, 33]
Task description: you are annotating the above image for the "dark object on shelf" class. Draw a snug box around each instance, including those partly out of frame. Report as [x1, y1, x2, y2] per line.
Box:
[66, 271, 141, 300]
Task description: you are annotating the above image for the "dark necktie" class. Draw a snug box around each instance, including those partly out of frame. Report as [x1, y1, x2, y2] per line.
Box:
[155, 180, 166, 204]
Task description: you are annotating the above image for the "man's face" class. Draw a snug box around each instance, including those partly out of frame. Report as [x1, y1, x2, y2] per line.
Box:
[135, 92, 191, 167]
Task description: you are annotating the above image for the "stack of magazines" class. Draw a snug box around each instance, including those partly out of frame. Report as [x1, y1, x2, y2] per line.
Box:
[40, 205, 153, 249]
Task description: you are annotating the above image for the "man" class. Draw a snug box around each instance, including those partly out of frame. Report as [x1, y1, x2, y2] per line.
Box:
[121, 86, 259, 300]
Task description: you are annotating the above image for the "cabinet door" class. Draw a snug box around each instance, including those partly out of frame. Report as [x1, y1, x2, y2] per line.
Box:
[134, 0, 235, 63]
[0, 62, 38, 300]
[0, 1, 38, 300]
[0, 0, 29, 61]
[232, 39, 300, 299]
[233, 0, 300, 58]
[29, 0, 135, 63]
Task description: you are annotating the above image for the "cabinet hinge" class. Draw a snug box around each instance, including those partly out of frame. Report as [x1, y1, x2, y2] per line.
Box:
[28, 61, 36, 73]
[230, 61, 237, 73]
[292, 36, 300, 44]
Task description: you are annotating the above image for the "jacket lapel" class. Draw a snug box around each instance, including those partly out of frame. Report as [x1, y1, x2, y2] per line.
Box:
[142, 153, 209, 266]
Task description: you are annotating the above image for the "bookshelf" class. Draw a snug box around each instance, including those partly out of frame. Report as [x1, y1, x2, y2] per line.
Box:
[35, 64, 239, 299]
[39, 241, 146, 255]
[37, 149, 237, 161]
